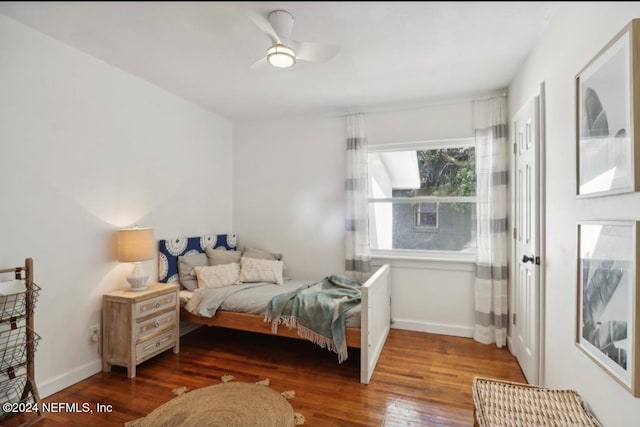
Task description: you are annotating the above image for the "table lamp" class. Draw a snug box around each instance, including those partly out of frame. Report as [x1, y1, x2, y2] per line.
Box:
[117, 227, 153, 291]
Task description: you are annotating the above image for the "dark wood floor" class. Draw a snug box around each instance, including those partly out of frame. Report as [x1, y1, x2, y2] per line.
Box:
[26, 327, 525, 426]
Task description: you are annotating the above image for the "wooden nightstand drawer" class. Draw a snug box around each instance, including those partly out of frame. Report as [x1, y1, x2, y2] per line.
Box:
[136, 310, 176, 342]
[136, 328, 177, 362]
[135, 292, 176, 320]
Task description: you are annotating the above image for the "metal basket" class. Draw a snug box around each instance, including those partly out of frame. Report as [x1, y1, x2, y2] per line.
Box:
[0, 283, 40, 324]
[0, 327, 40, 377]
[0, 376, 41, 421]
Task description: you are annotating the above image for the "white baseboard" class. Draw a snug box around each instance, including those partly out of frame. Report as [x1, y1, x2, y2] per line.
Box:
[38, 359, 102, 399]
[38, 326, 198, 399]
[392, 319, 474, 338]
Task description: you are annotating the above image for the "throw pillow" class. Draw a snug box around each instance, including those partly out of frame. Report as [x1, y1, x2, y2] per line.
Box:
[205, 247, 242, 266]
[193, 263, 240, 288]
[177, 253, 208, 291]
[239, 257, 284, 285]
[242, 247, 283, 261]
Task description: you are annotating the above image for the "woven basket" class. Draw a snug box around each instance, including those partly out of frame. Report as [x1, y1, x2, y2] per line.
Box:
[472, 377, 602, 427]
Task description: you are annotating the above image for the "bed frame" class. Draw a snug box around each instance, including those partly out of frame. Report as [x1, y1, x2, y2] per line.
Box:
[158, 235, 390, 384]
[180, 263, 390, 383]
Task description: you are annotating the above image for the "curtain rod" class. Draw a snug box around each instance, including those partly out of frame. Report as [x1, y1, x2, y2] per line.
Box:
[331, 89, 507, 118]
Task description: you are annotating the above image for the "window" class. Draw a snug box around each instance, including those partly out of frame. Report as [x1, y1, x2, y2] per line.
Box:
[368, 139, 476, 256]
[415, 202, 438, 231]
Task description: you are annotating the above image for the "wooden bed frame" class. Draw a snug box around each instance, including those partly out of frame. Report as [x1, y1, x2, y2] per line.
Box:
[179, 264, 391, 384]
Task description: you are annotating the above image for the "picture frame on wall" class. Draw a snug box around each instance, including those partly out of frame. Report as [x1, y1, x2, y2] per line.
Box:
[576, 19, 640, 197]
[576, 221, 640, 396]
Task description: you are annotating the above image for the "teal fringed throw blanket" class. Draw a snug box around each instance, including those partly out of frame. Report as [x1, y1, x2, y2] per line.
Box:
[264, 274, 362, 363]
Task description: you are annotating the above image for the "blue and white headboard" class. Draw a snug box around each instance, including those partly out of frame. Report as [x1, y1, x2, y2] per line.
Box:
[158, 233, 237, 284]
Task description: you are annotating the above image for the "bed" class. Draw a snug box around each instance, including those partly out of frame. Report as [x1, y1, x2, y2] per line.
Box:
[158, 234, 390, 384]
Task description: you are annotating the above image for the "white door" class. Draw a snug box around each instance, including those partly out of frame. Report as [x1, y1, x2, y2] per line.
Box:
[513, 94, 541, 384]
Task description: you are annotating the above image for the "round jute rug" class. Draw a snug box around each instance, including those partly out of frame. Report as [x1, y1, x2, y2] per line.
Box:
[126, 382, 297, 427]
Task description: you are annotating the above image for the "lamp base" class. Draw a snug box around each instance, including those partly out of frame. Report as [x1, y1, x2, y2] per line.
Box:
[126, 262, 149, 291]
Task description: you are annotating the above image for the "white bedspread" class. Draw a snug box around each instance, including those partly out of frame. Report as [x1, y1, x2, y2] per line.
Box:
[180, 279, 361, 327]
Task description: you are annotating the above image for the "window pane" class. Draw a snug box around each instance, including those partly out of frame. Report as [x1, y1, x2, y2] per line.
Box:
[369, 202, 476, 251]
[409, 147, 476, 197]
[368, 147, 475, 198]
[415, 202, 438, 230]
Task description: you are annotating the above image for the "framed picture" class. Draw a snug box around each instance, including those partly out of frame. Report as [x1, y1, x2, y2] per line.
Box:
[576, 221, 640, 396]
[576, 19, 640, 197]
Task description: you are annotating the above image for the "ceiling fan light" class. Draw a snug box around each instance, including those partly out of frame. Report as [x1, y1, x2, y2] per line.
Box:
[267, 44, 296, 68]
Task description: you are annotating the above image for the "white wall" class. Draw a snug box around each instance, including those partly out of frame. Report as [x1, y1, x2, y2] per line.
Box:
[509, 3, 640, 425]
[0, 15, 233, 397]
[233, 115, 345, 280]
[366, 101, 477, 337]
[365, 101, 474, 144]
[234, 100, 478, 337]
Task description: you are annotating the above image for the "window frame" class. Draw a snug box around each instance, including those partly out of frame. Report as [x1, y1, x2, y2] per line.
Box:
[415, 202, 439, 231]
[367, 138, 476, 262]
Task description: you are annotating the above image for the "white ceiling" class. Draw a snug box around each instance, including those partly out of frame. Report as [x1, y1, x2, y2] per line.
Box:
[0, 1, 558, 121]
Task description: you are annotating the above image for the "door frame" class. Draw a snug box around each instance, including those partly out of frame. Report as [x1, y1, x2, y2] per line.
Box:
[508, 82, 547, 386]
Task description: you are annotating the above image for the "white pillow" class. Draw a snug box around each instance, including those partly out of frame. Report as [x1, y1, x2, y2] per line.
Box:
[239, 257, 284, 285]
[193, 263, 240, 288]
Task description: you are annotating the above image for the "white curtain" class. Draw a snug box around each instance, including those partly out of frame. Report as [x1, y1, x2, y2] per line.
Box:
[345, 114, 371, 281]
[473, 96, 509, 347]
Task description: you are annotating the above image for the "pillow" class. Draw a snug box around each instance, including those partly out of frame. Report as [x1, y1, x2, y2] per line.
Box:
[193, 263, 240, 288]
[242, 247, 283, 261]
[239, 257, 284, 285]
[205, 247, 242, 266]
[177, 253, 208, 291]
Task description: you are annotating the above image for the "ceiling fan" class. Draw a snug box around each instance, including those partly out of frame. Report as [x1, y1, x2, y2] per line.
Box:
[248, 9, 340, 69]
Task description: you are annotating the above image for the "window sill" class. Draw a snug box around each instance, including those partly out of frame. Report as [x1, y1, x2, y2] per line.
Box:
[371, 250, 475, 271]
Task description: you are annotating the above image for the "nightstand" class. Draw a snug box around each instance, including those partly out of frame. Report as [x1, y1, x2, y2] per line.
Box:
[102, 283, 179, 378]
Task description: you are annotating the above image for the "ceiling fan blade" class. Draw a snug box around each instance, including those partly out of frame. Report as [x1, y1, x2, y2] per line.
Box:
[250, 57, 268, 69]
[246, 9, 281, 44]
[290, 40, 340, 63]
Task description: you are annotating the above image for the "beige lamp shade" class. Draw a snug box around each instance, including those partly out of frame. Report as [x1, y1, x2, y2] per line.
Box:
[117, 227, 154, 262]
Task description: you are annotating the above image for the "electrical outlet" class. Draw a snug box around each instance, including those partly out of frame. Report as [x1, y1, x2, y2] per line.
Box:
[89, 324, 100, 343]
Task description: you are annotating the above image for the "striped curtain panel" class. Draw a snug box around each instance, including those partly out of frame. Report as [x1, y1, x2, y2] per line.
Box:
[345, 114, 371, 282]
[473, 96, 509, 347]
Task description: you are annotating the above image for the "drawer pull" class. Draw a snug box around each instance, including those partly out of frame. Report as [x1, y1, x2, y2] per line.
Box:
[156, 341, 160, 348]
[154, 321, 160, 328]
[155, 302, 160, 309]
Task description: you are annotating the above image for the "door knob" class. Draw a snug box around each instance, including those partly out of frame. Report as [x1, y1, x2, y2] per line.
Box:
[522, 255, 535, 264]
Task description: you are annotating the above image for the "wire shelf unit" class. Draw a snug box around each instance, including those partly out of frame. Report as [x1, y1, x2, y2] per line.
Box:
[0, 259, 42, 426]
